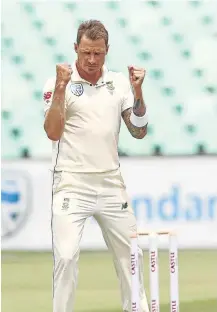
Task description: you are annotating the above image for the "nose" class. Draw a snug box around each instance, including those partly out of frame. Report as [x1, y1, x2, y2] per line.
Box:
[88, 53, 96, 64]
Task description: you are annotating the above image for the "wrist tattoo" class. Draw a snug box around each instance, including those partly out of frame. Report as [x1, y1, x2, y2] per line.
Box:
[133, 99, 141, 110]
[133, 97, 146, 116]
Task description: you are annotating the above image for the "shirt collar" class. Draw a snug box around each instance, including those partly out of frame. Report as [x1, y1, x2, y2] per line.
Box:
[71, 61, 109, 85]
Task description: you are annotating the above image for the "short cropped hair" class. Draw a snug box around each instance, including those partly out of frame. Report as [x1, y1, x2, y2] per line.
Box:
[76, 20, 109, 45]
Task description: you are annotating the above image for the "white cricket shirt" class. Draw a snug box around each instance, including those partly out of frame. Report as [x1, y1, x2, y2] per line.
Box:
[43, 63, 133, 173]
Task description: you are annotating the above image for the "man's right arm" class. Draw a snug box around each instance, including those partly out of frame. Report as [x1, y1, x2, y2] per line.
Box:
[44, 81, 67, 141]
[44, 63, 72, 141]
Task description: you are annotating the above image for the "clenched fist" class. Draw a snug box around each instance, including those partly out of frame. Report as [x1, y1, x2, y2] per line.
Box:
[128, 66, 146, 94]
[56, 63, 72, 85]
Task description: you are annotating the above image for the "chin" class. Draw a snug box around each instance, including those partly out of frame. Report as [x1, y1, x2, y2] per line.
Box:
[86, 67, 100, 73]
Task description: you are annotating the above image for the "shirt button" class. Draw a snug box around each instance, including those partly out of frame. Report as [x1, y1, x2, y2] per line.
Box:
[90, 84, 92, 86]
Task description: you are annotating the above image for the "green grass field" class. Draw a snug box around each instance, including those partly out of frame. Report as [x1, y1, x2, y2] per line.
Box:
[2, 250, 217, 312]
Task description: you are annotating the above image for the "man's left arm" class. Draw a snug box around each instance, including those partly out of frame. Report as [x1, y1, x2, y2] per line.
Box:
[121, 66, 148, 139]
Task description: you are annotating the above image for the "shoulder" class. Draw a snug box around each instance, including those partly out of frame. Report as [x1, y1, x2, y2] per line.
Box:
[43, 76, 56, 91]
[107, 70, 130, 92]
[107, 70, 128, 84]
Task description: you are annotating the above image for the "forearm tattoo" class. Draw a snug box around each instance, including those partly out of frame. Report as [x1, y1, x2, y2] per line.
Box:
[122, 108, 147, 139]
[134, 99, 141, 110]
[133, 98, 146, 116]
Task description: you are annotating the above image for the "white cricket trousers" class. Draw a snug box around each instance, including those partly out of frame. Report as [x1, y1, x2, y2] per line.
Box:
[51, 169, 149, 312]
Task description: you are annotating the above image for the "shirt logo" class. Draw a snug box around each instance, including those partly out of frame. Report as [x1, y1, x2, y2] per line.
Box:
[43, 91, 52, 103]
[106, 81, 115, 91]
[70, 83, 84, 96]
[121, 202, 128, 210]
[62, 198, 70, 210]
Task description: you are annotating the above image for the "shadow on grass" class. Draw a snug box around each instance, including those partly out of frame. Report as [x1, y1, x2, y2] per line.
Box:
[79, 299, 217, 312]
[161, 299, 217, 312]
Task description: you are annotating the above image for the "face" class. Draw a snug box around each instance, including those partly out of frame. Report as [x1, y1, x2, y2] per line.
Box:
[74, 35, 109, 75]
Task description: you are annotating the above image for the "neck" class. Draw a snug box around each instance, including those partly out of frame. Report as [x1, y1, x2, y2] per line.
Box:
[76, 61, 102, 85]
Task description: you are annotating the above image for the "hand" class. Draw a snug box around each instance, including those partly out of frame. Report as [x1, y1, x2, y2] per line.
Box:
[128, 66, 146, 95]
[56, 63, 72, 85]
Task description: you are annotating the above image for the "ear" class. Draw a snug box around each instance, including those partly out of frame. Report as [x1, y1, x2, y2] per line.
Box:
[74, 43, 78, 54]
[106, 44, 109, 55]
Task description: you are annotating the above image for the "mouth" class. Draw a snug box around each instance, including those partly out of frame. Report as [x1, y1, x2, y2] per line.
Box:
[87, 66, 98, 69]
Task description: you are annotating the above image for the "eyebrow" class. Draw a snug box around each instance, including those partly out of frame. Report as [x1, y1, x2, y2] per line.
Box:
[80, 48, 106, 53]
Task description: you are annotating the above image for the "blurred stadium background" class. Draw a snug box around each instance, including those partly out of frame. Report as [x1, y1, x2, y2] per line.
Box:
[1, 1, 217, 312]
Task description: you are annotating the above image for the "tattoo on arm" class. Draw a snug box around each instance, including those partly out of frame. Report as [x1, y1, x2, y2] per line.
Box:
[134, 99, 141, 110]
[133, 99, 141, 110]
[133, 97, 146, 116]
[122, 108, 147, 139]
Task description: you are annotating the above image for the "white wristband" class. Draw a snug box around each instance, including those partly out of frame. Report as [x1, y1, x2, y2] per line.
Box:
[130, 111, 148, 127]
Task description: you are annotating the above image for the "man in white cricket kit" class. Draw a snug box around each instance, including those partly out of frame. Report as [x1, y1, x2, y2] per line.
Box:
[43, 20, 149, 312]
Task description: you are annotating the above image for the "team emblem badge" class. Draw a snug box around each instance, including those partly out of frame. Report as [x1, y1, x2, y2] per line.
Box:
[70, 83, 84, 96]
[106, 81, 115, 91]
[1, 170, 32, 238]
